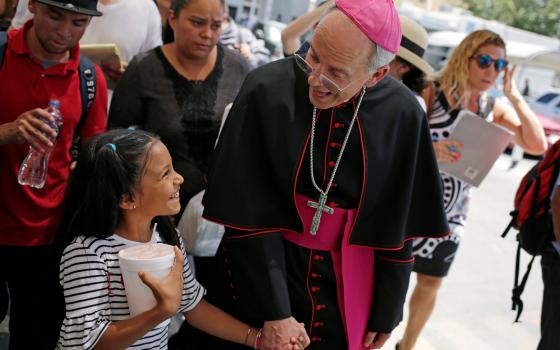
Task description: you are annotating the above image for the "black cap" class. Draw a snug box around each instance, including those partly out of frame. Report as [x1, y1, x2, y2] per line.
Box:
[36, 0, 102, 16]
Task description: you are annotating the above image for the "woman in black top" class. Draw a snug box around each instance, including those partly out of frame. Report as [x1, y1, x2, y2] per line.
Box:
[109, 0, 250, 211]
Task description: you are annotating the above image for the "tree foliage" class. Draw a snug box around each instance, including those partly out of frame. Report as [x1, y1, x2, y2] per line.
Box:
[462, 0, 560, 36]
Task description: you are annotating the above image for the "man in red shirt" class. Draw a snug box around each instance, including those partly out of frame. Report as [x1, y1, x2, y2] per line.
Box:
[0, 0, 107, 348]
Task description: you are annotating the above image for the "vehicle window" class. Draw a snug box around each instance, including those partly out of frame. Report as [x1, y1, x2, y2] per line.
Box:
[536, 93, 559, 103]
[556, 100, 560, 108]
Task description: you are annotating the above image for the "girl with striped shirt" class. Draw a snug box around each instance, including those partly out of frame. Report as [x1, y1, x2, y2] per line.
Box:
[55, 129, 304, 350]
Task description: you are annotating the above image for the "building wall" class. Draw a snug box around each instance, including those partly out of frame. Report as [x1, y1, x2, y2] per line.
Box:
[270, 0, 311, 23]
[227, 0, 315, 24]
[226, 0, 260, 22]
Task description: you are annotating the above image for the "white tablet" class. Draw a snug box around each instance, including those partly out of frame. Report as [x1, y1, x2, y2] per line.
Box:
[438, 110, 513, 187]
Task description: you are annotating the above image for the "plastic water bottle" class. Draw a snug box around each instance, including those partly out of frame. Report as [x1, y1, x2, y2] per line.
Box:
[18, 100, 63, 189]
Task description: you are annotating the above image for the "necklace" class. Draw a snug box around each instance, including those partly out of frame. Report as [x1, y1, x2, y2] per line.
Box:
[307, 87, 367, 235]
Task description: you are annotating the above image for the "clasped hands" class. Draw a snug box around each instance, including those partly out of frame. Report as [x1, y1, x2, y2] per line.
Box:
[260, 317, 310, 350]
[259, 317, 391, 349]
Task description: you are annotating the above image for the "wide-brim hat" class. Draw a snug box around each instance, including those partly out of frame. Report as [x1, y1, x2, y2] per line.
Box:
[37, 0, 102, 16]
[397, 16, 433, 75]
[335, 0, 401, 54]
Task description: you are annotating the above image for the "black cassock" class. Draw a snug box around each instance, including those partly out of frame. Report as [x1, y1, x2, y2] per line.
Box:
[196, 58, 449, 349]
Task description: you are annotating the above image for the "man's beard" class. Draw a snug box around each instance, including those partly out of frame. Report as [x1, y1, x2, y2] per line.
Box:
[37, 36, 70, 55]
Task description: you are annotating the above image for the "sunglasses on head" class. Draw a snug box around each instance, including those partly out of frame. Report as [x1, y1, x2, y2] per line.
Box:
[471, 54, 508, 72]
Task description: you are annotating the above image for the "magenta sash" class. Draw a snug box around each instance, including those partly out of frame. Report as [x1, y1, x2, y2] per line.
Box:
[283, 194, 374, 350]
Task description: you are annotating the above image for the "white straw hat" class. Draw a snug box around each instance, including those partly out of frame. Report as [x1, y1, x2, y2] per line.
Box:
[397, 16, 433, 75]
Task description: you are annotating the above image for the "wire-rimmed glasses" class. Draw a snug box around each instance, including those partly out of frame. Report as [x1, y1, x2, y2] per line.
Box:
[294, 53, 353, 94]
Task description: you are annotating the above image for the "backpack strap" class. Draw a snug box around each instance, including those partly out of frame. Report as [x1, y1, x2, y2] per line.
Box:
[501, 211, 517, 238]
[70, 54, 97, 160]
[511, 241, 536, 323]
[0, 31, 8, 69]
[77, 54, 96, 133]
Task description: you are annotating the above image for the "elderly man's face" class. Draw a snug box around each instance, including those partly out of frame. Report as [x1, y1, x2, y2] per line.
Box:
[305, 10, 385, 110]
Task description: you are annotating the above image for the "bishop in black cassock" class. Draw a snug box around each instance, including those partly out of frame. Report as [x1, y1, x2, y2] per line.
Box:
[196, 1, 449, 349]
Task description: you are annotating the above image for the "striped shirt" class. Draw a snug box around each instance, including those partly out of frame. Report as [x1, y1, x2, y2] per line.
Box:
[57, 232, 205, 349]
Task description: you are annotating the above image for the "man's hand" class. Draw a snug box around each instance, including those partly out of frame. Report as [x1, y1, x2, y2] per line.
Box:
[260, 317, 310, 350]
[1, 109, 58, 152]
[363, 331, 391, 349]
[101, 60, 128, 83]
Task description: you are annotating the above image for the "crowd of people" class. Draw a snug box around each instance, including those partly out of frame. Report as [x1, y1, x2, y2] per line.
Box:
[0, 0, 556, 349]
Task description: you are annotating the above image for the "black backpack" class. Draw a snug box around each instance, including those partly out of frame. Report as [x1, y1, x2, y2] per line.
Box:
[501, 140, 560, 322]
[0, 31, 97, 159]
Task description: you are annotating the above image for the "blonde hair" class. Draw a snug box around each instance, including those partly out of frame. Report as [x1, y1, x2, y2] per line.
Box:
[436, 30, 506, 109]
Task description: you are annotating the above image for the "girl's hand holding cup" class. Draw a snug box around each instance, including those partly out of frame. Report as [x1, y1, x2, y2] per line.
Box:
[138, 246, 184, 319]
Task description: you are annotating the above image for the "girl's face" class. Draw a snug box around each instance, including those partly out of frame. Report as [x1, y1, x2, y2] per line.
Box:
[170, 0, 224, 60]
[133, 140, 184, 217]
[467, 44, 506, 92]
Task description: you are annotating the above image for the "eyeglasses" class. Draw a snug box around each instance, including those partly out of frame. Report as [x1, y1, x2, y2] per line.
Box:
[294, 53, 352, 94]
[471, 54, 508, 72]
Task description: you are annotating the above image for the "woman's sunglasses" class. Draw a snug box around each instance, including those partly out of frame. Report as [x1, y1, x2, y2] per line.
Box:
[471, 54, 508, 72]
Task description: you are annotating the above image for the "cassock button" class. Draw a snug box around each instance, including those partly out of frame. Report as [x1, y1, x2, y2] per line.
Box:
[330, 142, 339, 148]
[311, 286, 321, 292]
[334, 122, 345, 129]
[328, 161, 336, 167]
[313, 322, 325, 328]
[313, 255, 325, 261]
[315, 304, 326, 311]
[328, 201, 337, 208]
[311, 337, 323, 342]
[311, 273, 322, 278]
[229, 283, 235, 289]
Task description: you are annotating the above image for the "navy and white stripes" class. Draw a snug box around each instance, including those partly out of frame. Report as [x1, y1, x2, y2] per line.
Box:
[57, 232, 204, 350]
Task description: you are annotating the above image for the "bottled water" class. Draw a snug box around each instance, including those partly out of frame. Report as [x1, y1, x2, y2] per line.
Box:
[18, 100, 63, 189]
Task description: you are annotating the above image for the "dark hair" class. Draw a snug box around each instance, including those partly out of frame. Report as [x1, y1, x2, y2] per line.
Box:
[172, 0, 225, 14]
[397, 57, 427, 94]
[56, 129, 180, 250]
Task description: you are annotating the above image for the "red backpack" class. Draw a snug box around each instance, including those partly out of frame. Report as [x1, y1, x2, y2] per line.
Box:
[502, 140, 560, 322]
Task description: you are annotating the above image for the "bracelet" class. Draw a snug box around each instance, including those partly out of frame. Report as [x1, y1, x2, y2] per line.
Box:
[253, 328, 262, 349]
[244, 328, 253, 346]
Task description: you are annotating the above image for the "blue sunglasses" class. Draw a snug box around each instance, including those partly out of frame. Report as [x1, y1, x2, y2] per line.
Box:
[471, 54, 508, 72]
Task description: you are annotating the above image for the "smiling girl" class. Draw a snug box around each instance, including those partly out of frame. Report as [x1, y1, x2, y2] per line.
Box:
[54, 129, 301, 350]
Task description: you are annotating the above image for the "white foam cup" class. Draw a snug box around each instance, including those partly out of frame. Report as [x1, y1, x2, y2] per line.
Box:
[118, 243, 175, 316]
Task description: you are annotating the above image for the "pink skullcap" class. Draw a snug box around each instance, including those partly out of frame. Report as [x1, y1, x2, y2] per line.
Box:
[335, 0, 402, 54]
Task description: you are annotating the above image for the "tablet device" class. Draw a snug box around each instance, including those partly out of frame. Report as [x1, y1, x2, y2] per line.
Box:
[80, 43, 123, 89]
[438, 110, 513, 187]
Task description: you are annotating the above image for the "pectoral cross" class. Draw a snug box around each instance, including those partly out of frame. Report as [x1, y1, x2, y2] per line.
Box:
[307, 194, 334, 235]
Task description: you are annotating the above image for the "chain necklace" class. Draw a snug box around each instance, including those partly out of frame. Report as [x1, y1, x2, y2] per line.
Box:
[307, 87, 367, 235]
